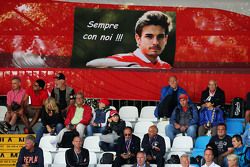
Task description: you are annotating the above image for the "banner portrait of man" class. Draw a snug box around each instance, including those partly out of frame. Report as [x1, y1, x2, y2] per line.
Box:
[70, 8, 176, 69]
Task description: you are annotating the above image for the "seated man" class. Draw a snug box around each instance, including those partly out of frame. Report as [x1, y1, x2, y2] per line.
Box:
[141, 125, 165, 167]
[16, 135, 44, 167]
[51, 73, 75, 118]
[200, 80, 225, 109]
[232, 134, 250, 167]
[180, 154, 197, 167]
[165, 94, 198, 143]
[208, 123, 234, 166]
[201, 148, 220, 167]
[227, 154, 239, 167]
[154, 76, 190, 119]
[65, 136, 89, 167]
[24, 79, 48, 132]
[198, 97, 224, 136]
[1, 76, 29, 134]
[132, 151, 151, 167]
[57, 92, 92, 144]
[112, 127, 141, 167]
[86, 99, 111, 136]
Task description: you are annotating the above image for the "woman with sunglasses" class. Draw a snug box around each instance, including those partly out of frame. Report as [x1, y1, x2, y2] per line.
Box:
[35, 97, 64, 144]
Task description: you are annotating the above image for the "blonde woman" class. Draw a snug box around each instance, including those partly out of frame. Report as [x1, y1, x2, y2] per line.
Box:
[35, 97, 64, 144]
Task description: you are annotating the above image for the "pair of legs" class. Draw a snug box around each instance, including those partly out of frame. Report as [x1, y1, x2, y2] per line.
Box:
[26, 106, 41, 129]
[198, 125, 217, 136]
[4, 108, 29, 128]
[158, 95, 177, 118]
[56, 123, 85, 143]
[35, 123, 64, 144]
[165, 124, 197, 144]
[86, 125, 105, 136]
[147, 155, 165, 167]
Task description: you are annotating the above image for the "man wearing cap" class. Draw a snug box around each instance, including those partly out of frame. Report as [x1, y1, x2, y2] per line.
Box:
[154, 76, 191, 119]
[86, 99, 112, 136]
[24, 79, 48, 132]
[198, 96, 224, 136]
[51, 73, 75, 117]
[165, 94, 198, 143]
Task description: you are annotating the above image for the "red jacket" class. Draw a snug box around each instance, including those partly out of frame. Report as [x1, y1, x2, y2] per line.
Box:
[64, 104, 92, 126]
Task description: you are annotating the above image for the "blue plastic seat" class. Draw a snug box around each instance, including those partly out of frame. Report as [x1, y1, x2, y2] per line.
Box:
[226, 120, 244, 136]
[194, 136, 211, 149]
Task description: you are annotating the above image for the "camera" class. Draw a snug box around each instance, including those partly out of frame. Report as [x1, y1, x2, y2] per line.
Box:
[151, 141, 159, 149]
[11, 101, 21, 111]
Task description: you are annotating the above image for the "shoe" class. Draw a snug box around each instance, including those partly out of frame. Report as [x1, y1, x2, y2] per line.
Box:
[0, 124, 7, 134]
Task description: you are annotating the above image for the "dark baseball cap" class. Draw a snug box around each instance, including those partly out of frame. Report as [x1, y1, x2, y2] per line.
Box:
[54, 73, 65, 80]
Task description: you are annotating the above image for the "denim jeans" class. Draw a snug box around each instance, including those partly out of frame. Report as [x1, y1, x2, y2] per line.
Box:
[35, 123, 64, 144]
[86, 125, 106, 136]
[165, 124, 197, 143]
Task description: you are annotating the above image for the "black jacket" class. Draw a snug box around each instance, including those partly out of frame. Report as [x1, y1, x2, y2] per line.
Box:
[141, 134, 166, 158]
[116, 134, 141, 156]
[65, 148, 89, 167]
[200, 87, 225, 107]
[103, 119, 126, 136]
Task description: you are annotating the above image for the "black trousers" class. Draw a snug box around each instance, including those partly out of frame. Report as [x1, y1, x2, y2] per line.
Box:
[158, 95, 177, 118]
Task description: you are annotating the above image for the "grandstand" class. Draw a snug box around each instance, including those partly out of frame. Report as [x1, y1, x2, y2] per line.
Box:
[0, 0, 249, 166]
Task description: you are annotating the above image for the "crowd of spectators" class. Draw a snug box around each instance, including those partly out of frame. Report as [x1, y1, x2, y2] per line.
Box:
[0, 74, 249, 167]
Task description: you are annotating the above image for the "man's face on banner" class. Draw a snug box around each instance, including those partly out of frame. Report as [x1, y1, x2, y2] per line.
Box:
[135, 25, 168, 60]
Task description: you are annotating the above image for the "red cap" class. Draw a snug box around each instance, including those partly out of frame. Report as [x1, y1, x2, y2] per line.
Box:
[110, 109, 118, 117]
[179, 94, 188, 100]
[98, 99, 110, 106]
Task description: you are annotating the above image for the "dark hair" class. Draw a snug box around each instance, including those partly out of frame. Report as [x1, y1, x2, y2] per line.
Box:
[124, 126, 133, 133]
[36, 79, 46, 89]
[204, 148, 214, 156]
[206, 142, 218, 157]
[232, 134, 242, 143]
[217, 123, 227, 130]
[135, 11, 170, 37]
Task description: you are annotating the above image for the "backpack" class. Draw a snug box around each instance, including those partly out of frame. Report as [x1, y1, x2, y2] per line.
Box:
[100, 152, 114, 164]
[57, 130, 79, 148]
[167, 154, 180, 164]
[230, 97, 245, 118]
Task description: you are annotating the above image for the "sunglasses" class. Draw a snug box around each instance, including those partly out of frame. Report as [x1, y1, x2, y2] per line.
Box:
[48, 109, 55, 112]
[124, 133, 131, 136]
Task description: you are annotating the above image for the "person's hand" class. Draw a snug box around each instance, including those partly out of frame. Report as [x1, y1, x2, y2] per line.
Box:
[146, 155, 153, 161]
[154, 146, 160, 152]
[46, 126, 52, 133]
[204, 124, 209, 129]
[180, 126, 187, 132]
[121, 153, 129, 159]
[107, 118, 112, 123]
[174, 123, 181, 129]
[92, 122, 98, 126]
